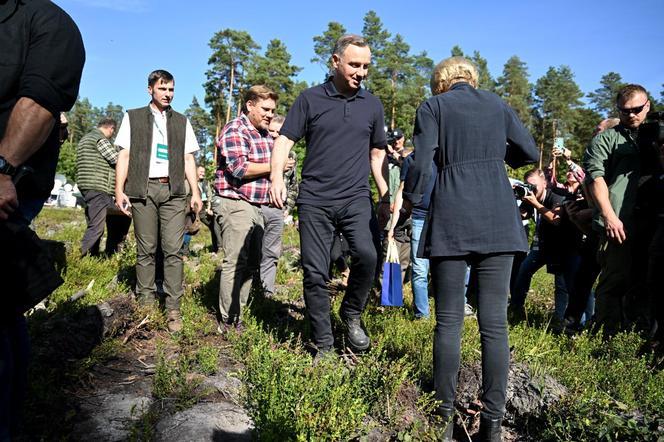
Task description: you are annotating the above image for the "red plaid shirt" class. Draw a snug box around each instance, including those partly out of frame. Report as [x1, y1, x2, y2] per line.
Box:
[215, 114, 272, 204]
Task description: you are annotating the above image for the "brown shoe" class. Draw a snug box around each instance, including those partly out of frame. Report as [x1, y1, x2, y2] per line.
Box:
[167, 309, 183, 333]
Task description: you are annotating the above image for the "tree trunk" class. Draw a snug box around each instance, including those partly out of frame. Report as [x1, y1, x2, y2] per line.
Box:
[390, 74, 397, 129]
[225, 61, 235, 124]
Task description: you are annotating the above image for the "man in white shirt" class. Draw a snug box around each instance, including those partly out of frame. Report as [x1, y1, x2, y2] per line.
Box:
[115, 69, 201, 332]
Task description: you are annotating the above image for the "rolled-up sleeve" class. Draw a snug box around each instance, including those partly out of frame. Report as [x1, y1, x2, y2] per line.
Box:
[219, 126, 250, 179]
[583, 133, 610, 180]
[19, 4, 85, 115]
[404, 101, 437, 205]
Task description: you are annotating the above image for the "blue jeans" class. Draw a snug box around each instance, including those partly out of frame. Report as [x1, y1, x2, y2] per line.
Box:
[410, 217, 430, 318]
[511, 248, 580, 320]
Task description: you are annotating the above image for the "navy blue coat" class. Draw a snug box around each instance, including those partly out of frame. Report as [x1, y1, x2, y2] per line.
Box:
[404, 82, 539, 257]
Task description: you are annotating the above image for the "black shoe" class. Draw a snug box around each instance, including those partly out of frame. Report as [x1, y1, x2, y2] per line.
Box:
[340, 314, 370, 351]
[434, 407, 454, 442]
[478, 414, 502, 442]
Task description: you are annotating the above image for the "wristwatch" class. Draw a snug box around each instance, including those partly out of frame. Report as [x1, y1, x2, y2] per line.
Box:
[0, 155, 17, 177]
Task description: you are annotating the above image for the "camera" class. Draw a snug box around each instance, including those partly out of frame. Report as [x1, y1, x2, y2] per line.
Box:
[513, 182, 536, 200]
[639, 111, 664, 146]
[386, 128, 404, 146]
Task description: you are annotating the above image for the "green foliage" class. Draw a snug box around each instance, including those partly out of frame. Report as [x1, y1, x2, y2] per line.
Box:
[245, 39, 304, 114]
[56, 140, 77, 182]
[533, 65, 584, 151]
[496, 55, 533, 128]
[152, 341, 202, 409]
[185, 96, 215, 166]
[311, 21, 347, 77]
[359, 11, 432, 136]
[205, 29, 260, 130]
[232, 318, 417, 441]
[587, 72, 625, 118]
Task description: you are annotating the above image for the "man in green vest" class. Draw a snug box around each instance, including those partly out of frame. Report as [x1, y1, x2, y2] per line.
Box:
[76, 117, 131, 256]
[114, 69, 202, 333]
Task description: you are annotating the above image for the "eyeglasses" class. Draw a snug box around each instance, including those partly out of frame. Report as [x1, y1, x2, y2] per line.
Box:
[617, 101, 648, 116]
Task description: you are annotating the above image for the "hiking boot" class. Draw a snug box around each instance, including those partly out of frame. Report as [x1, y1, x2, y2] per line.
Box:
[167, 309, 183, 333]
[434, 407, 454, 441]
[478, 414, 502, 442]
[340, 314, 370, 352]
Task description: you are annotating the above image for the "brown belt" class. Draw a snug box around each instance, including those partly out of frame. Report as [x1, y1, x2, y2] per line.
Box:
[149, 177, 169, 183]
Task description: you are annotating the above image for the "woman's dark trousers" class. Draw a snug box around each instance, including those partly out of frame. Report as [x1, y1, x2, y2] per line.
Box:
[431, 253, 513, 419]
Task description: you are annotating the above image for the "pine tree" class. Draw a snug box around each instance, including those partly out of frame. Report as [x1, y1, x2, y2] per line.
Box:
[496, 56, 532, 127]
[185, 96, 214, 166]
[471, 51, 496, 92]
[205, 29, 260, 135]
[587, 72, 624, 117]
[245, 39, 303, 114]
[533, 66, 584, 164]
[361, 10, 390, 59]
[450, 45, 464, 57]
[102, 102, 124, 127]
[311, 22, 346, 78]
[68, 97, 100, 144]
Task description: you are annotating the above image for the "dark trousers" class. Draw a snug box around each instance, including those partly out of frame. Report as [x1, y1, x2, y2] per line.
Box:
[298, 198, 380, 348]
[431, 253, 514, 419]
[81, 190, 131, 256]
[0, 316, 29, 441]
[648, 220, 664, 339]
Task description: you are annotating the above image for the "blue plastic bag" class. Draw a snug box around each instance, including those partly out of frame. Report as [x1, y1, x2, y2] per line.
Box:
[381, 240, 403, 307]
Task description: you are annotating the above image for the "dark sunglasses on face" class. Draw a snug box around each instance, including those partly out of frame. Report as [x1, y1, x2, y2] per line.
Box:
[617, 101, 648, 116]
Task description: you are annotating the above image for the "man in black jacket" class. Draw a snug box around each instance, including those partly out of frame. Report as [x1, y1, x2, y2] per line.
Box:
[0, 1, 85, 438]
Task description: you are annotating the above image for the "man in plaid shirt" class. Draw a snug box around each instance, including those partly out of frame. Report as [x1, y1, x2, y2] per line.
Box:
[213, 85, 278, 330]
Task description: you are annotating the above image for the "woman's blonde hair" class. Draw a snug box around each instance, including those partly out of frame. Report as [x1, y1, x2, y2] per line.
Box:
[430, 56, 478, 95]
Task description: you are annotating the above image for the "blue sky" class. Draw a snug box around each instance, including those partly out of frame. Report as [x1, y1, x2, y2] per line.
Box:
[56, 0, 664, 113]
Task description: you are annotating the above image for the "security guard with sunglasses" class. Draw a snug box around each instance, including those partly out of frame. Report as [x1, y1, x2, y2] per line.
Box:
[583, 83, 651, 336]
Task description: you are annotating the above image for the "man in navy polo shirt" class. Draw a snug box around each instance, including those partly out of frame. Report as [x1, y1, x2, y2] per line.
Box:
[269, 34, 389, 357]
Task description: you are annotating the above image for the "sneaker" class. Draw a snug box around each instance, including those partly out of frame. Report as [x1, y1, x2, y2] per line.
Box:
[464, 303, 475, 317]
[167, 309, 183, 333]
[340, 314, 370, 352]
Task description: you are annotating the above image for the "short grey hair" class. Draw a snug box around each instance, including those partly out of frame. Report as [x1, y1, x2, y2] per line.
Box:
[332, 34, 368, 58]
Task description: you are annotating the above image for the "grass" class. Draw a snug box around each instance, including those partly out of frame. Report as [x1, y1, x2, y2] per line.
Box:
[20, 207, 664, 441]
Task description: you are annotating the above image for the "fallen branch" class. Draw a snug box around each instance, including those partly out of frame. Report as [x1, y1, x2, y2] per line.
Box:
[122, 315, 150, 344]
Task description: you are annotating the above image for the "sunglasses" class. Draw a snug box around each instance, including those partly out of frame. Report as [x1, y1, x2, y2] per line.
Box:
[617, 101, 648, 116]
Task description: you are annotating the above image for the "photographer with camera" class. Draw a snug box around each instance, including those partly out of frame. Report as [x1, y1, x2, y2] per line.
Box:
[583, 84, 650, 336]
[510, 168, 583, 322]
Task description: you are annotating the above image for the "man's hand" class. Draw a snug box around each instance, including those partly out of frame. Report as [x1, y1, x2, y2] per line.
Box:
[115, 190, 131, 216]
[0, 175, 18, 220]
[269, 175, 287, 209]
[377, 201, 390, 230]
[522, 191, 539, 207]
[190, 194, 202, 214]
[603, 212, 626, 244]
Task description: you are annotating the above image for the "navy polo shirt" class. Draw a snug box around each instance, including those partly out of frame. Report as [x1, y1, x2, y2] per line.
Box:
[280, 79, 387, 205]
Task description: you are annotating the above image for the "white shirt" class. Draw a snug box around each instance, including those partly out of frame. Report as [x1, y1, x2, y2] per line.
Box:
[115, 106, 199, 178]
